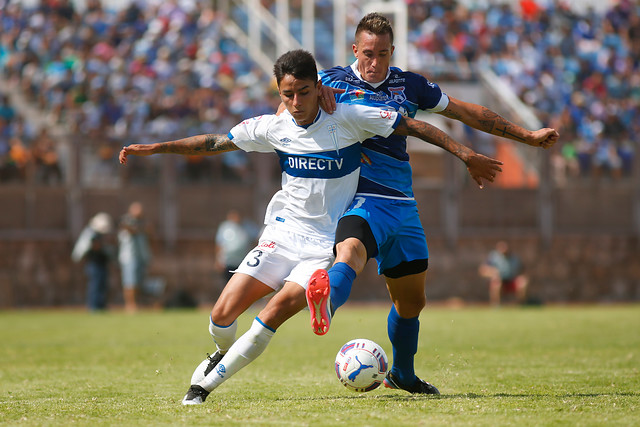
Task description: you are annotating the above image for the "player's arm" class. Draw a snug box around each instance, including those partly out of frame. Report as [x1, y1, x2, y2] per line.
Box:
[119, 134, 238, 165]
[438, 96, 559, 149]
[393, 116, 503, 188]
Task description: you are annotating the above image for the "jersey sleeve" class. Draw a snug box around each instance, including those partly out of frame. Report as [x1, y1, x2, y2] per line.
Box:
[414, 73, 450, 112]
[339, 103, 401, 141]
[228, 115, 278, 153]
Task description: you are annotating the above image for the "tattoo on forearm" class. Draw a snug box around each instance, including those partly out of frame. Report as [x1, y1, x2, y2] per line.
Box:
[481, 108, 525, 141]
[442, 105, 526, 142]
[203, 134, 235, 152]
[399, 118, 470, 162]
[162, 134, 236, 155]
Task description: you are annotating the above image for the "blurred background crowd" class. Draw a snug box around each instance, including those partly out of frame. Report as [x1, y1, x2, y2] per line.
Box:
[0, 0, 638, 186]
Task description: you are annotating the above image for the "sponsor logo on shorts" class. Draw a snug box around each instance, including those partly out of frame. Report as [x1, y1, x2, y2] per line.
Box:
[259, 240, 277, 249]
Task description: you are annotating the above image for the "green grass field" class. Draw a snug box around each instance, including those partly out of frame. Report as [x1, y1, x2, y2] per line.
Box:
[1, 304, 638, 426]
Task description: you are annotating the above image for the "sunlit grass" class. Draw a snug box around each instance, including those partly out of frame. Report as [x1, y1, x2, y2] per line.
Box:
[1, 305, 638, 426]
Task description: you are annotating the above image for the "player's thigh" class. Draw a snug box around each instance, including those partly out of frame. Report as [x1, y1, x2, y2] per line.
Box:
[377, 208, 428, 275]
[385, 271, 428, 318]
[257, 281, 308, 330]
[211, 273, 275, 324]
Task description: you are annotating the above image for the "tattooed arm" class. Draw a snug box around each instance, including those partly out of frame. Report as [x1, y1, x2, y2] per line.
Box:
[119, 134, 239, 165]
[438, 96, 559, 149]
[394, 116, 503, 188]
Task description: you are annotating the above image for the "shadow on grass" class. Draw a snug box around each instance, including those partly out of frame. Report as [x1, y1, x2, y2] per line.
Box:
[273, 391, 639, 403]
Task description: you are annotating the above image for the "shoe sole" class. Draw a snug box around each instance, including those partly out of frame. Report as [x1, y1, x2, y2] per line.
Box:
[306, 269, 331, 336]
[383, 374, 440, 395]
[383, 376, 398, 390]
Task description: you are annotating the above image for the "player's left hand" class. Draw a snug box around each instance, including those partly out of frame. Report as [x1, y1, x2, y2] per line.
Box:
[466, 153, 503, 189]
[527, 128, 559, 149]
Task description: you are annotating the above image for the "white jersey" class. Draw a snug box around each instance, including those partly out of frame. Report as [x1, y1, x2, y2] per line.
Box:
[229, 103, 400, 240]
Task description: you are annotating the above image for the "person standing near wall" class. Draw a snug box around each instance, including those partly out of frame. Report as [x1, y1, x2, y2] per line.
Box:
[215, 209, 255, 283]
[72, 212, 114, 311]
[118, 201, 151, 313]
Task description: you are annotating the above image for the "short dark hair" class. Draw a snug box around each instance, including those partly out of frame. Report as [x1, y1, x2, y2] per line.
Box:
[356, 12, 394, 45]
[273, 49, 318, 85]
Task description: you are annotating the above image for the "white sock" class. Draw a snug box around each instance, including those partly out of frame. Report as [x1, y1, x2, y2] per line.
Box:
[198, 318, 275, 392]
[209, 318, 238, 354]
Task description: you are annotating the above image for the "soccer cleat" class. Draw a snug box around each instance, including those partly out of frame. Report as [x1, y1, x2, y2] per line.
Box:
[306, 269, 332, 336]
[181, 385, 210, 405]
[190, 351, 224, 385]
[204, 351, 223, 376]
[383, 372, 440, 395]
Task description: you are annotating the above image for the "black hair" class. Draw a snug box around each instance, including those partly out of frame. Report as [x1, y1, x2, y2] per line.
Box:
[273, 49, 318, 85]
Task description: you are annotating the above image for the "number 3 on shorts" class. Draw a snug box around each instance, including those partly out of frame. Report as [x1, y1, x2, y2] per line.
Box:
[246, 249, 263, 267]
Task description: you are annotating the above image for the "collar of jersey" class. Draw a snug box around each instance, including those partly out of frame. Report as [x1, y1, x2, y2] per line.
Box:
[350, 60, 390, 89]
[292, 109, 322, 129]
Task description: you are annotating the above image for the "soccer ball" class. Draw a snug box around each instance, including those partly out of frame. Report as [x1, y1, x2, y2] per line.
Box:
[335, 338, 388, 392]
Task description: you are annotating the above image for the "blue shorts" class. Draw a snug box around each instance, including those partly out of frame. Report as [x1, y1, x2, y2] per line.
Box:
[342, 196, 428, 275]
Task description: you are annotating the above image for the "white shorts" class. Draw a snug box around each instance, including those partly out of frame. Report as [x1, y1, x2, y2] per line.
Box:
[233, 225, 334, 291]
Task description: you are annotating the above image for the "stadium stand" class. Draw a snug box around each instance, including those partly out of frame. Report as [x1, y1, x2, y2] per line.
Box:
[0, 0, 638, 307]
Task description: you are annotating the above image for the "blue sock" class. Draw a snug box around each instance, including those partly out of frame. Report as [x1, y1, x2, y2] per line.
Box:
[387, 305, 418, 385]
[328, 262, 357, 313]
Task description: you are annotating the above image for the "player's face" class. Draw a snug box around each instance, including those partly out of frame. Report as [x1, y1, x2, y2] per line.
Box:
[278, 75, 321, 126]
[352, 31, 394, 84]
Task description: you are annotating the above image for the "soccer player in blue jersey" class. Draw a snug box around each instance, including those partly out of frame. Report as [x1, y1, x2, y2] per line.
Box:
[306, 13, 559, 394]
[120, 49, 502, 404]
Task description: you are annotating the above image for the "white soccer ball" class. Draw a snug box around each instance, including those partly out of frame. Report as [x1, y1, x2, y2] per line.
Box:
[334, 338, 388, 392]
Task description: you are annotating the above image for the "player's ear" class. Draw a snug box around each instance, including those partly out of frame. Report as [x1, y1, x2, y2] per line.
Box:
[390, 45, 395, 56]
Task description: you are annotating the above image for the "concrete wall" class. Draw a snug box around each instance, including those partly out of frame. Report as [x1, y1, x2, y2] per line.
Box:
[1, 182, 638, 308]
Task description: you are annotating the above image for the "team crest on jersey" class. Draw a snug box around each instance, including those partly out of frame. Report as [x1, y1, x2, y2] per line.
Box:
[327, 123, 339, 152]
[388, 87, 406, 104]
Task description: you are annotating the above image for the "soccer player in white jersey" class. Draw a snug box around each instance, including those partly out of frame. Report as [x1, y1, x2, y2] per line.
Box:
[306, 13, 559, 395]
[120, 49, 502, 405]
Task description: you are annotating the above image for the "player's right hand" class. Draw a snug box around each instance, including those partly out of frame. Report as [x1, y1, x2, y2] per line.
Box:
[119, 144, 155, 165]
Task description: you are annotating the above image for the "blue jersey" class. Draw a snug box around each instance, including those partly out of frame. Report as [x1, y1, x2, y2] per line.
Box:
[319, 63, 449, 200]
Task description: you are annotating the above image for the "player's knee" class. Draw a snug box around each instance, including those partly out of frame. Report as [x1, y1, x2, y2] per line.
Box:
[210, 304, 235, 326]
[335, 238, 367, 273]
[395, 295, 426, 318]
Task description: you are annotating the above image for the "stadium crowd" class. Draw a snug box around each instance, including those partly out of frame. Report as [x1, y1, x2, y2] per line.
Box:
[0, 0, 638, 185]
